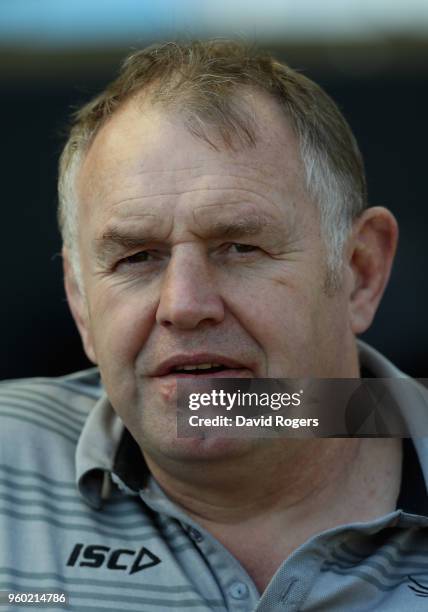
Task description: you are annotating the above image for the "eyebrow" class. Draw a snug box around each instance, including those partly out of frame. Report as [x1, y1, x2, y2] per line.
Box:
[197, 215, 270, 239]
[96, 230, 148, 250]
[94, 230, 151, 264]
[193, 212, 287, 247]
[210, 217, 268, 238]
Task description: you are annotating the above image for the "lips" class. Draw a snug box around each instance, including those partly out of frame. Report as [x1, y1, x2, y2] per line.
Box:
[152, 354, 253, 377]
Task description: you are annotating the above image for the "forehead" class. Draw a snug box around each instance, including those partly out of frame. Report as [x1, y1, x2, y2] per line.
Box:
[76, 92, 309, 234]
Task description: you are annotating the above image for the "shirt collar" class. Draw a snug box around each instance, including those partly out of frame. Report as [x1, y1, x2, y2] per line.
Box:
[76, 341, 428, 517]
[76, 393, 148, 508]
[397, 438, 428, 516]
[357, 341, 428, 517]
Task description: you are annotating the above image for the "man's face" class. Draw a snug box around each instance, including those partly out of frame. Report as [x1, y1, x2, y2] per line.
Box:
[69, 93, 358, 462]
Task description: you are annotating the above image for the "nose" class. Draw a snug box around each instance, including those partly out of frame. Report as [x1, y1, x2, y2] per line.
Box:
[156, 245, 225, 330]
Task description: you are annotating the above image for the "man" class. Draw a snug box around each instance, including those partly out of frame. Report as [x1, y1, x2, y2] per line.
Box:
[1, 40, 427, 611]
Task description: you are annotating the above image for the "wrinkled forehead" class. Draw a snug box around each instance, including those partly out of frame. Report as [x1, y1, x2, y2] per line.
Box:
[79, 89, 303, 183]
[75, 91, 309, 237]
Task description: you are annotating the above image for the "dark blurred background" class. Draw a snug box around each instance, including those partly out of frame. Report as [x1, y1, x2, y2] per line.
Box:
[1, 1, 427, 380]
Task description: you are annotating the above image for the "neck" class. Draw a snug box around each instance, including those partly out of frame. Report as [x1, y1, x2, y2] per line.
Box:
[143, 438, 402, 592]
[145, 439, 401, 522]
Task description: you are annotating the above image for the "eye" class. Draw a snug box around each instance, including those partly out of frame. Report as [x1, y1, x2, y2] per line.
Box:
[230, 243, 259, 253]
[118, 250, 162, 267]
[121, 251, 152, 264]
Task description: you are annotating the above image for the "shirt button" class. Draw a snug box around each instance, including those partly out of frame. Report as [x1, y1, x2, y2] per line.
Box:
[188, 527, 204, 542]
[229, 582, 249, 599]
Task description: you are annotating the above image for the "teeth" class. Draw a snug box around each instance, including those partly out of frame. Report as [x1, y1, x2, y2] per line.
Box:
[178, 363, 222, 371]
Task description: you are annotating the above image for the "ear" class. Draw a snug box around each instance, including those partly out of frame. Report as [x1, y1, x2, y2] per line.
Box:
[347, 206, 398, 334]
[62, 248, 97, 364]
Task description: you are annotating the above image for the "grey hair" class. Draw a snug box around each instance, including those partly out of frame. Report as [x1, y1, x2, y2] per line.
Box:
[58, 140, 86, 291]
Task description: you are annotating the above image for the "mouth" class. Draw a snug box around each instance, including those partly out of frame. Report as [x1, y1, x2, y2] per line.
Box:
[167, 363, 247, 378]
[152, 356, 254, 378]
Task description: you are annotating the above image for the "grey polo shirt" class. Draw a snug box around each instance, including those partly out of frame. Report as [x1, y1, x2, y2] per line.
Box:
[1, 341, 428, 611]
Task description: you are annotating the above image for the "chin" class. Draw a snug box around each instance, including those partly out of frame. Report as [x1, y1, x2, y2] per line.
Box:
[150, 435, 256, 463]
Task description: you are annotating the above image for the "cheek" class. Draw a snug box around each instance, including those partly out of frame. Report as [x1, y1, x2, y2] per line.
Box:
[223, 266, 340, 376]
[225, 268, 316, 345]
[88, 285, 157, 380]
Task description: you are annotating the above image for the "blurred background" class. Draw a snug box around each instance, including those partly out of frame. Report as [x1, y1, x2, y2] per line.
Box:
[1, 0, 427, 380]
